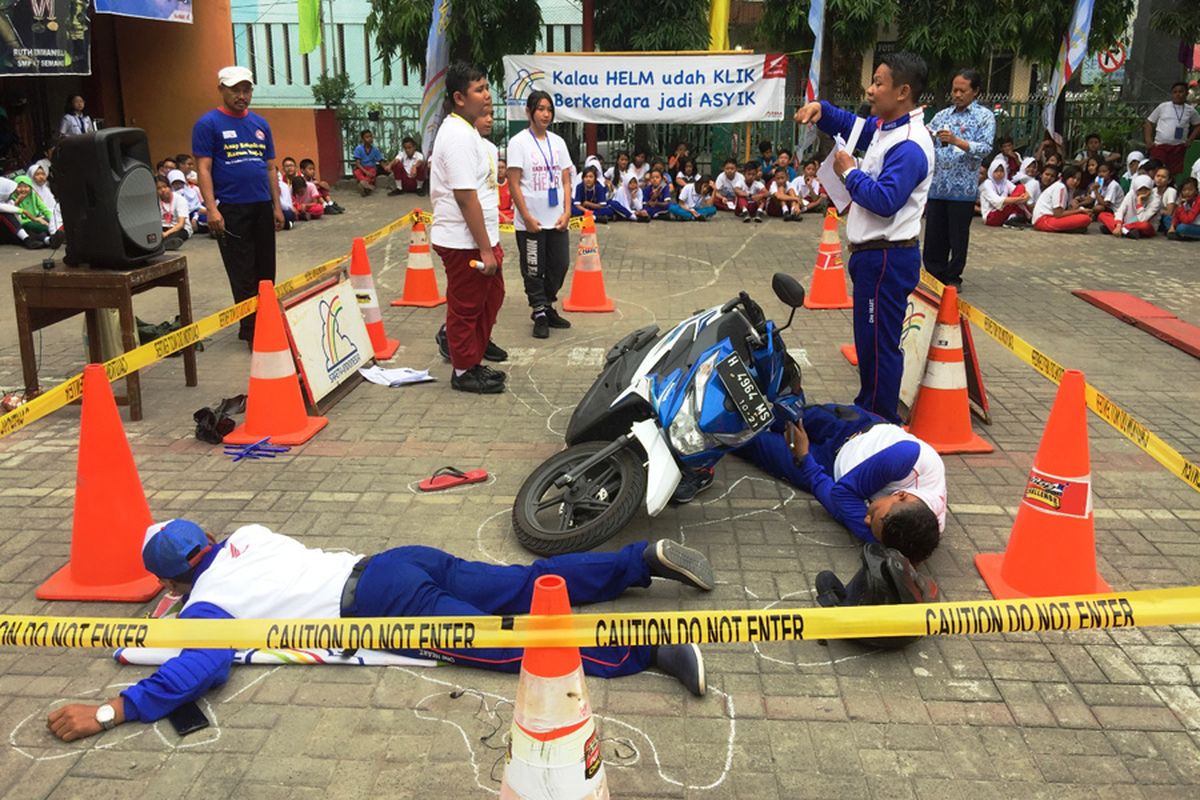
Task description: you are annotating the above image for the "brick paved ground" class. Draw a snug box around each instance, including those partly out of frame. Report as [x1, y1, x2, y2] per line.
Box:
[0, 189, 1197, 799]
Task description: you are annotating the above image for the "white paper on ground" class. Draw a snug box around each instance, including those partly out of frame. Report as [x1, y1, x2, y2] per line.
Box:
[359, 366, 437, 387]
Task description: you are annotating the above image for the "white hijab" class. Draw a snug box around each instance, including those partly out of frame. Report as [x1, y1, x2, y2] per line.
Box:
[26, 163, 56, 209]
[987, 154, 1014, 197]
[615, 179, 641, 211]
[1123, 151, 1145, 180]
[1017, 156, 1038, 183]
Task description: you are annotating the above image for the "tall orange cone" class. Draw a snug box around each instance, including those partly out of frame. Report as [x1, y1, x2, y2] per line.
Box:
[562, 211, 615, 313]
[224, 281, 328, 446]
[975, 369, 1111, 598]
[37, 364, 161, 601]
[803, 208, 853, 309]
[391, 212, 446, 307]
[499, 575, 609, 799]
[350, 237, 399, 360]
[906, 286, 993, 454]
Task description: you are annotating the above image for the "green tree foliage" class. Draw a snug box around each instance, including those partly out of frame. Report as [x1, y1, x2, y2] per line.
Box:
[593, 0, 710, 52]
[760, 0, 1137, 80]
[366, 0, 543, 84]
[1149, 1, 1200, 46]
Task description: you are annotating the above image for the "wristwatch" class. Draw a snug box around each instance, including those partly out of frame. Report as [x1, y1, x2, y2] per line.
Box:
[95, 703, 116, 731]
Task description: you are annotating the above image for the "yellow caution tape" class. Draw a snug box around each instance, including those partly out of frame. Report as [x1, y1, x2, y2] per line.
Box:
[0, 211, 422, 441]
[0, 586, 1196, 651]
[920, 270, 1200, 494]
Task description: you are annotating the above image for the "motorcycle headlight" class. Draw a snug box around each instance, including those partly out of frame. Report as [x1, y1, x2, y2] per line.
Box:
[668, 399, 707, 455]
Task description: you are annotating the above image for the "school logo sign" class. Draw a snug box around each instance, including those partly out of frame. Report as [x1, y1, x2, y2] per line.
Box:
[284, 280, 373, 404]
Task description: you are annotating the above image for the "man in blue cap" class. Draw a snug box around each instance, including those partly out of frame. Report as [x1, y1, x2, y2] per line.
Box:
[46, 520, 712, 741]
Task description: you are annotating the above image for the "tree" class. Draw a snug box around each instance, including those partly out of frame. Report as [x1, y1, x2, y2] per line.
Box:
[366, 0, 543, 85]
[759, 0, 1137, 92]
[1149, 1, 1200, 47]
[593, 0, 710, 52]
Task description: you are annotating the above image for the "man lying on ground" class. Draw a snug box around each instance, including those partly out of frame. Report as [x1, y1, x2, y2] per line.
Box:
[47, 520, 713, 742]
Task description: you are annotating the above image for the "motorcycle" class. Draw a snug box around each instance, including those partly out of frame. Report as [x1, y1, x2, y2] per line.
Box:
[512, 272, 809, 555]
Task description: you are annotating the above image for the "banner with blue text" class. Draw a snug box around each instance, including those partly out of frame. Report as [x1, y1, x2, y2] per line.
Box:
[503, 53, 788, 124]
[94, 1, 193, 23]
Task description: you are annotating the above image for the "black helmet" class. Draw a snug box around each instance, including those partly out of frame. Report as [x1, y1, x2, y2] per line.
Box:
[815, 543, 938, 649]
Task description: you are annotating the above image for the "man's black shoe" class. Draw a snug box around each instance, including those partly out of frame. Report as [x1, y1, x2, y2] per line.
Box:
[479, 364, 507, 383]
[544, 307, 572, 329]
[652, 644, 706, 697]
[644, 539, 714, 591]
[451, 365, 505, 394]
[435, 325, 451, 361]
[532, 314, 550, 339]
[670, 468, 714, 504]
[815, 570, 847, 608]
[484, 340, 509, 362]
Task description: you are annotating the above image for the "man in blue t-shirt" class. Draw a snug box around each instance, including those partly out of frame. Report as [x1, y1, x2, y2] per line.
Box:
[192, 66, 284, 344]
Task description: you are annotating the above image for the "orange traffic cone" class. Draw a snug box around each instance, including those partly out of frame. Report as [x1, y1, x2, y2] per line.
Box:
[224, 281, 328, 446]
[350, 237, 399, 360]
[803, 208, 853, 309]
[499, 575, 608, 799]
[975, 369, 1111, 598]
[839, 344, 858, 365]
[37, 364, 161, 601]
[906, 286, 993, 454]
[562, 211, 614, 313]
[391, 212, 446, 308]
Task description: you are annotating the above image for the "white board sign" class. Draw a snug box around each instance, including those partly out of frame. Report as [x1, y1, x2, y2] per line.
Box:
[285, 281, 373, 404]
[503, 52, 788, 124]
[898, 291, 938, 410]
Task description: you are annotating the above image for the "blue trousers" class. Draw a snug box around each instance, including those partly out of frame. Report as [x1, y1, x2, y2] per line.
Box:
[668, 203, 717, 220]
[848, 246, 921, 423]
[347, 543, 654, 678]
[735, 403, 882, 491]
[1175, 222, 1200, 240]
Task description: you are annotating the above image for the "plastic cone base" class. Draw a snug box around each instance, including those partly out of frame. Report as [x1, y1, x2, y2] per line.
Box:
[562, 271, 614, 313]
[224, 415, 328, 447]
[839, 344, 858, 365]
[804, 295, 854, 310]
[906, 426, 994, 455]
[390, 294, 445, 308]
[373, 338, 400, 361]
[975, 552, 1111, 600]
[37, 565, 161, 602]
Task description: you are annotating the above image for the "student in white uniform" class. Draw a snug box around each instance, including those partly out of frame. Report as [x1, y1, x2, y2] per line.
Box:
[979, 154, 1028, 227]
[1032, 164, 1093, 233]
[389, 136, 426, 196]
[611, 174, 649, 221]
[507, 90, 574, 340]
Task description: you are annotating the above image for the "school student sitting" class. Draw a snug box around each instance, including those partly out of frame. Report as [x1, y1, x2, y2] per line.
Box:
[12, 176, 60, 247]
[611, 175, 650, 222]
[790, 159, 827, 214]
[756, 140, 774, 174]
[673, 157, 699, 191]
[0, 177, 46, 249]
[668, 175, 717, 221]
[766, 169, 804, 219]
[497, 157, 514, 225]
[25, 163, 61, 234]
[744, 162, 768, 223]
[156, 176, 190, 251]
[604, 151, 631, 194]
[714, 158, 751, 215]
[167, 169, 207, 233]
[299, 159, 343, 215]
[629, 150, 650, 187]
[1090, 161, 1124, 216]
[1098, 174, 1159, 239]
[291, 175, 325, 221]
[979, 154, 1028, 227]
[1167, 178, 1200, 241]
[996, 136, 1021, 176]
[1032, 164, 1094, 233]
[1120, 151, 1144, 192]
[277, 169, 296, 228]
[642, 169, 673, 220]
[389, 136, 427, 196]
[352, 129, 394, 196]
[771, 149, 798, 182]
[1152, 166, 1178, 233]
[572, 165, 613, 221]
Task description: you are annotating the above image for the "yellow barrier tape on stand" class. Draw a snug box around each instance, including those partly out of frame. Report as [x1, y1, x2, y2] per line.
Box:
[1, 586, 1196, 651]
[919, 270, 1200, 494]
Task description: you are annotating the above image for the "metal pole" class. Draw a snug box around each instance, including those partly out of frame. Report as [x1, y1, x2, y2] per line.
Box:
[582, 0, 597, 156]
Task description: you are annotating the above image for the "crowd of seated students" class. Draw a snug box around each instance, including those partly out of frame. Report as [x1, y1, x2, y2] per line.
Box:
[974, 131, 1199, 242]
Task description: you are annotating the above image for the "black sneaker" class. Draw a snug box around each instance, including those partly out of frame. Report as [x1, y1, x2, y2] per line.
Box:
[754, 210, 765, 223]
[387, 188, 403, 196]
[1167, 231, 1181, 241]
[532, 314, 550, 339]
[670, 468, 714, 504]
[1124, 230, 1141, 240]
[652, 644, 706, 697]
[484, 340, 508, 362]
[451, 365, 504, 394]
[48, 230, 65, 249]
[163, 237, 182, 251]
[644, 539, 714, 591]
[479, 365, 507, 383]
[743, 214, 753, 223]
[435, 325, 451, 361]
[22, 237, 45, 250]
[815, 570, 847, 608]
[544, 307, 571, 329]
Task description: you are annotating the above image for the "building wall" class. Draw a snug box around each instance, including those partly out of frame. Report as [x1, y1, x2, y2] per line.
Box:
[115, 1, 236, 160]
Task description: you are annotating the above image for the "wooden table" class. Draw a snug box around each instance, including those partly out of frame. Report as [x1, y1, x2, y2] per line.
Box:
[12, 255, 198, 420]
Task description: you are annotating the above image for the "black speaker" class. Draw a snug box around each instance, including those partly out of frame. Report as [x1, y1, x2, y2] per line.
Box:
[55, 128, 164, 268]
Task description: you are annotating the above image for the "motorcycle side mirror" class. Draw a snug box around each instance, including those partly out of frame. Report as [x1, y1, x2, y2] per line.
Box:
[771, 272, 806, 332]
[772, 272, 806, 308]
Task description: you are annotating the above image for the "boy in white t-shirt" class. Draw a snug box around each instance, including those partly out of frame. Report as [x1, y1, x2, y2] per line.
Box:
[790, 159, 827, 214]
[714, 158, 750, 216]
[767, 169, 804, 219]
[389, 136, 427, 196]
[744, 162, 768, 223]
[157, 176, 191, 250]
[668, 175, 716, 221]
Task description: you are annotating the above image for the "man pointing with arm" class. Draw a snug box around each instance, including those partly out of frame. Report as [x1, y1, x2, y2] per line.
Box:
[794, 53, 934, 424]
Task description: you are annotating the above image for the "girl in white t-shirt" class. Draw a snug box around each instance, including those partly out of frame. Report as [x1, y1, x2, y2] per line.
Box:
[604, 151, 630, 194]
[668, 175, 716, 221]
[789, 159, 827, 214]
[1099, 174, 1160, 239]
[506, 90, 574, 339]
[156, 176, 191, 250]
[979, 154, 1027, 227]
[1032, 165, 1094, 233]
[1152, 167, 1178, 232]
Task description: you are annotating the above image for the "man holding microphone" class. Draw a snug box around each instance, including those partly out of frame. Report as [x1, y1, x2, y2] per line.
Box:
[429, 62, 507, 394]
[794, 53, 935, 424]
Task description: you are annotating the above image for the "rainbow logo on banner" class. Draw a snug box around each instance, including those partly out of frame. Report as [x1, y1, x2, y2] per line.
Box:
[319, 296, 360, 381]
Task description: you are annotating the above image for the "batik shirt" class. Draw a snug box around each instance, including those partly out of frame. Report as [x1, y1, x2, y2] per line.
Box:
[927, 102, 995, 202]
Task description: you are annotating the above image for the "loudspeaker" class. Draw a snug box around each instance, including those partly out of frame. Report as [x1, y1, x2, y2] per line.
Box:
[55, 128, 163, 268]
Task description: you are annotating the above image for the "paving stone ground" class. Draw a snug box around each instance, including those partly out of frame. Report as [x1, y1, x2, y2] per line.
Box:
[0, 188, 1197, 799]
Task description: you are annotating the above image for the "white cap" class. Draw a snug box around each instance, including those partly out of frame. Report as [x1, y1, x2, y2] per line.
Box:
[167, 169, 186, 185]
[218, 66, 254, 88]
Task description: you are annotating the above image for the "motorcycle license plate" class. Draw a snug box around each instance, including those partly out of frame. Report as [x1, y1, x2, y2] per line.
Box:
[715, 353, 772, 432]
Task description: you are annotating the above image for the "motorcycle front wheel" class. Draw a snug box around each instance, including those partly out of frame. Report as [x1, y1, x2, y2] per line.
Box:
[512, 441, 647, 555]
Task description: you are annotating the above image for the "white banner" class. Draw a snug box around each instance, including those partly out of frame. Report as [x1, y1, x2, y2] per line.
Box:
[503, 53, 788, 124]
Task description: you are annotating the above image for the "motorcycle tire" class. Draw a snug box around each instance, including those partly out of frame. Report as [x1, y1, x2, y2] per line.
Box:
[513, 441, 648, 555]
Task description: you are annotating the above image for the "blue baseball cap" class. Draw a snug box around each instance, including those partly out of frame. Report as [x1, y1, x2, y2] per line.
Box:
[142, 519, 210, 579]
